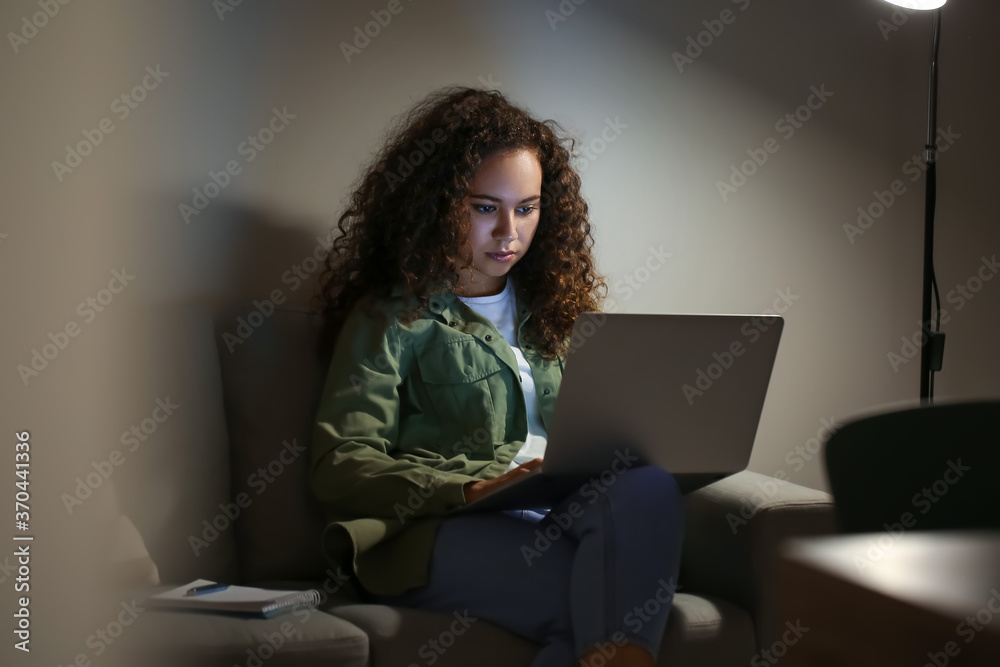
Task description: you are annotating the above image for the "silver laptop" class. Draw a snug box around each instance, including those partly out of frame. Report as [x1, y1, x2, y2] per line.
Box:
[455, 312, 783, 513]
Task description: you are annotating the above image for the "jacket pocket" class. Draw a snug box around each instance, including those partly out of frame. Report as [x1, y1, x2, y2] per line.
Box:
[417, 338, 502, 459]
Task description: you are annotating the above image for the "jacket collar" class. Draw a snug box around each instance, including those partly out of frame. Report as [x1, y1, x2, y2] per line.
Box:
[389, 278, 532, 330]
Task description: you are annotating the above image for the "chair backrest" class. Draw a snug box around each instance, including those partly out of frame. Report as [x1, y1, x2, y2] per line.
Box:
[213, 304, 332, 583]
[824, 400, 1000, 534]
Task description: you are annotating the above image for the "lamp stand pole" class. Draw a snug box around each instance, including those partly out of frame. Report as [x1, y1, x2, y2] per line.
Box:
[920, 9, 946, 405]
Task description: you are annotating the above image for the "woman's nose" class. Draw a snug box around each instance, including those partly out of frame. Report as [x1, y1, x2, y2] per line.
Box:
[494, 210, 516, 241]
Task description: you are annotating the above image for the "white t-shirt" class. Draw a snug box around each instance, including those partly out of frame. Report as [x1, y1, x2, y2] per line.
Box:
[456, 278, 547, 472]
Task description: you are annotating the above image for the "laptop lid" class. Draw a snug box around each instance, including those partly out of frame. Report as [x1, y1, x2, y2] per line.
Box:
[541, 312, 783, 477]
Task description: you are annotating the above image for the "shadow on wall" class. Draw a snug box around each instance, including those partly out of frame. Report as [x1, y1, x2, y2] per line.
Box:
[117, 198, 342, 585]
[150, 200, 337, 311]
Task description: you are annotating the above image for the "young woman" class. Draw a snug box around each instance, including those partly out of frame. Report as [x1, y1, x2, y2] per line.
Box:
[309, 87, 685, 667]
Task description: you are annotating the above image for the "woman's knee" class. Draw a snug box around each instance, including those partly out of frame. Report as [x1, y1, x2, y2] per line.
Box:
[608, 465, 683, 515]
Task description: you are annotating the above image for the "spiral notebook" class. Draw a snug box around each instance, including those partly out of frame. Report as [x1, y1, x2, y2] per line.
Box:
[147, 579, 321, 618]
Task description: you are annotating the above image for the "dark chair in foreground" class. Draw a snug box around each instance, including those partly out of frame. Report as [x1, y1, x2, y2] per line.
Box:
[824, 400, 1000, 534]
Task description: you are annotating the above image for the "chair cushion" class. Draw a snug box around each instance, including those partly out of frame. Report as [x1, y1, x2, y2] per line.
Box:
[657, 592, 757, 666]
[122, 608, 368, 667]
[328, 592, 756, 667]
[329, 602, 539, 667]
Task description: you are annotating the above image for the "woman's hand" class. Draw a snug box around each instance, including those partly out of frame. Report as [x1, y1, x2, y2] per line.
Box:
[463, 458, 543, 505]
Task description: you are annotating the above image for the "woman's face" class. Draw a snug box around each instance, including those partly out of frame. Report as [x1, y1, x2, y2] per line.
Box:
[456, 148, 542, 297]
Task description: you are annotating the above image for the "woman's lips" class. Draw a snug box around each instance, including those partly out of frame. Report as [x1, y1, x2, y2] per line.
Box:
[487, 251, 515, 262]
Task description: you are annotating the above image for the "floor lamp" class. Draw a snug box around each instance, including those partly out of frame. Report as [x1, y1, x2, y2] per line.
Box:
[881, 0, 947, 404]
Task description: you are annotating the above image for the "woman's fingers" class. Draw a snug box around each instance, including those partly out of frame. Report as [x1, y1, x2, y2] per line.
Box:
[520, 457, 543, 471]
[507, 459, 540, 478]
[465, 457, 544, 503]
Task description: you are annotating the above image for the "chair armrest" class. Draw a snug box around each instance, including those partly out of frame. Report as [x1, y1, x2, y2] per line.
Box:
[679, 470, 835, 650]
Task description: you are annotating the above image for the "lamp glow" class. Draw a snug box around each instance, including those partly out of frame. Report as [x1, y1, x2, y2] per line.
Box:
[882, 0, 946, 9]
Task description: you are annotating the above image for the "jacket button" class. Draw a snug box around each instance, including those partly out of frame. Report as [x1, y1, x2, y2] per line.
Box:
[485, 334, 493, 342]
[464, 365, 474, 375]
[543, 388, 550, 395]
[448, 321, 457, 327]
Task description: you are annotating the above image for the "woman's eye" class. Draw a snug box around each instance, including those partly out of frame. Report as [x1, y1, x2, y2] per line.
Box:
[471, 204, 537, 215]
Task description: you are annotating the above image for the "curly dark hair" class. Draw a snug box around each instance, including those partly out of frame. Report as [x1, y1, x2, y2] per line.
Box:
[312, 86, 606, 361]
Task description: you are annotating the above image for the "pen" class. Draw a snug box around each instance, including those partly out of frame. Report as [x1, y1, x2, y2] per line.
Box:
[185, 583, 229, 597]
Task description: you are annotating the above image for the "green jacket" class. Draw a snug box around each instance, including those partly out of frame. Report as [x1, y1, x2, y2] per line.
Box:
[309, 280, 565, 597]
